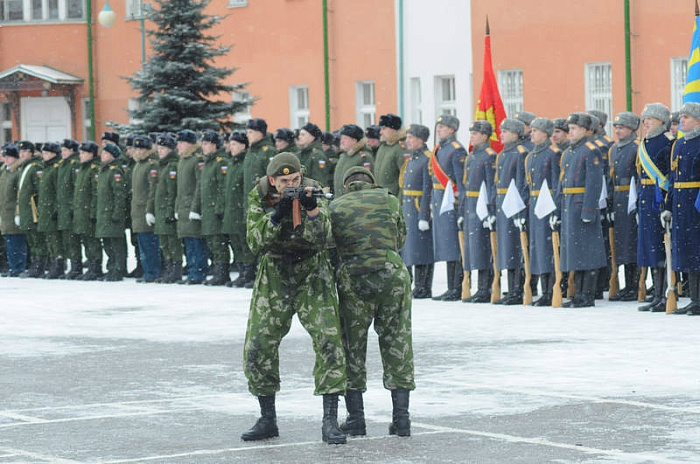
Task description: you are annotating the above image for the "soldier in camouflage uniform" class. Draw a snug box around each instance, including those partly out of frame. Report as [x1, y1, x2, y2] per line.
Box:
[0, 145, 27, 276]
[37, 142, 63, 279]
[241, 153, 347, 445]
[16, 141, 46, 278]
[331, 166, 414, 438]
[73, 142, 103, 281]
[130, 136, 160, 283]
[333, 124, 374, 197]
[96, 143, 128, 281]
[57, 139, 82, 279]
[296, 122, 330, 187]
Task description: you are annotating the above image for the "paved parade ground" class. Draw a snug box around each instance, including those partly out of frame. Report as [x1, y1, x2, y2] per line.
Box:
[1, 266, 699, 463]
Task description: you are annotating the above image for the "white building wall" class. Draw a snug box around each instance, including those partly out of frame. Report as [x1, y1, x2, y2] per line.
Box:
[398, 0, 473, 144]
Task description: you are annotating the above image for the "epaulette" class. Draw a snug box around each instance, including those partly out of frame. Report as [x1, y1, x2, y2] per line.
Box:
[633, 140, 639, 145]
[665, 132, 675, 141]
[486, 148, 497, 155]
[585, 142, 596, 150]
[604, 135, 613, 143]
[360, 152, 367, 158]
[262, 146, 269, 152]
[422, 149, 432, 158]
[549, 145, 560, 154]
[451, 141, 461, 149]
[109, 165, 116, 170]
[91, 164, 98, 169]
[594, 140, 605, 148]
[216, 157, 223, 162]
[517, 145, 527, 154]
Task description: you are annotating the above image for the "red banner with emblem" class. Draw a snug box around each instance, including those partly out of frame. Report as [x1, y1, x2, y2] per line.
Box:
[474, 17, 507, 153]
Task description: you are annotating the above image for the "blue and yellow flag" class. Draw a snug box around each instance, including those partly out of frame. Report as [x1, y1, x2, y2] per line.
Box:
[683, 11, 700, 103]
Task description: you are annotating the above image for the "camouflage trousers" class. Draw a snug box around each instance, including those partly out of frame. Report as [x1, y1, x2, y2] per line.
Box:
[337, 255, 415, 392]
[243, 250, 347, 397]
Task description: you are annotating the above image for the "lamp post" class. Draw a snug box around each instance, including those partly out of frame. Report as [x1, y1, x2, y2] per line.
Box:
[99, 0, 148, 69]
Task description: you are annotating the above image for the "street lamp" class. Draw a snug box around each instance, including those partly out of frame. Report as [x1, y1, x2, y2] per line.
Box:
[97, 0, 116, 27]
[99, 0, 149, 69]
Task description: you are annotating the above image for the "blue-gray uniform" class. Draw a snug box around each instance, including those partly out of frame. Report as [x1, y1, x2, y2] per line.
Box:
[519, 136, 534, 153]
[401, 145, 434, 267]
[462, 141, 495, 271]
[609, 137, 639, 266]
[495, 142, 527, 271]
[525, 142, 560, 276]
[429, 135, 465, 262]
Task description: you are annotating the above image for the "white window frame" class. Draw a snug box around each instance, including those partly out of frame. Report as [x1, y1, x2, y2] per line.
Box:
[125, 0, 142, 20]
[355, 80, 376, 128]
[497, 69, 523, 119]
[585, 62, 613, 135]
[128, 97, 143, 126]
[671, 57, 688, 112]
[81, 97, 91, 141]
[289, 85, 309, 130]
[232, 89, 251, 124]
[227, 0, 247, 8]
[1, 101, 13, 145]
[434, 75, 456, 117]
[0, 0, 84, 22]
[410, 77, 422, 125]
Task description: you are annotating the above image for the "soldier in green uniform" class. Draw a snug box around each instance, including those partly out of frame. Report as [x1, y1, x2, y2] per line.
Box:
[365, 125, 381, 156]
[321, 131, 339, 191]
[73, 142, 103, 281]
[198, 130, 230, 286]
[333, 124, 374, 197]
[96, 142, 128, 281]
[330, 166, 414, 438]
[241, 153, 347, 445]
[151, 134, 182, 284]
[273, 128, 298, 154]
[0, 144, 27, 276]
[37, 142, 63, 279]
[296, 122, 330, 187]
[130, 135, 161, 283]
[57, 139, 82, 279]
[223, 130, 255, 288]
[16, 141, 46, 278]
[244, 118, 275, 206]
[374, 114, 407, 197]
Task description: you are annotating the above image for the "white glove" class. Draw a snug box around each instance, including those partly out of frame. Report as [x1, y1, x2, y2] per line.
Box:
[606, 211, 615, 223]
[635, 212, 639, 226]
[513, 217, 526, 230]
[418, 219, 430, 231]
[483, 215, 496, 230]
[174, 212, 179, 220]
[582, 218, 592, 223]
[457, 216, 464, 230]
[14, 215, 20, 227]
[548, 215, 560, 231]
[660, 210, 672, 228]
[189, 211, 202, 221]
[145, 213, 156, 226]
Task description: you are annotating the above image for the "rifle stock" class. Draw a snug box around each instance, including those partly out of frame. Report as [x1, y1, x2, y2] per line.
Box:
[567, 271, 576, 298]
[292, 199, 302, 229]
[665, 224, 677, 313]
[638, 267, 647, 302]
[490, 230, 500, 303]
[458, 230, 471, 300]
[552, 231, 563, 307]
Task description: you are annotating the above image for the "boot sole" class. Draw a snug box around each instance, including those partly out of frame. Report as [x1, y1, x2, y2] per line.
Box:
[241, 431, 279, 441]
[322, 434, 347, 444]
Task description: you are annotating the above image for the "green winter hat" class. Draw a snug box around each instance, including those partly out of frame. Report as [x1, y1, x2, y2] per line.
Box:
[267, 152, 302, 177]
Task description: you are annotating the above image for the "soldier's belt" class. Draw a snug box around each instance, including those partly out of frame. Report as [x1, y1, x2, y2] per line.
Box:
[466, 191, 480, 197]
[433, 183, 445, 190]
[496, 188, 508, 195]
[403, 189, 423, 197]
[674, 181, 700, 189]
[613, 185, 630, 192]
[530, 189, 552, 196]
[641, 178, 656, 186]
[562, 187, 585, 194]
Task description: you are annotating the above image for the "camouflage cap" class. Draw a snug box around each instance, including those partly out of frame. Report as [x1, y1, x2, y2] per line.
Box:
[406, 124, 430, 141]
[641, 103, 670, 125]
[102, 142, 122, 158]
[436, 114, 460, 131]
[530, 117, 554, 137]
[343, 166, 375, 186]
[680, 102, 700, 120]
[513, 111, 536, 126]
[567, 112, 593, 131]
[587, 110, 608, 127]
[552, 118, 569, 132]
[266, 152, 302, 177]
[500, 118, 525, 137]
[469, 120, 493, 137]
[612, 111, 640, 130]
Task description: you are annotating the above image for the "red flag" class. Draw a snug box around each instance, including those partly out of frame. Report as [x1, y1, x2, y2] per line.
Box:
[474, 17, 507, 152]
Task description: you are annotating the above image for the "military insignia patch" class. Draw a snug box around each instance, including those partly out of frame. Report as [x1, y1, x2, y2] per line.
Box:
[121, 164, 128, 170]
[262, 146, 269, 152]
[593, 157, 600, 166]
[363, 162, 371, 168]
[150, 169, 158, 178]
[197, 162, 204, 170]
[169, 171, 177, 179]
[403, 153, 411, 159]
[94, 175, 99, 180]
[318, 160, 326, 168]
[37, 171, 43, 178]
[221, 166, 228, 174]
[74, 169, 80, 174]
[114, 174, 122, 181]
[452, 141, 461, 149]
[283, 167, 290, 175]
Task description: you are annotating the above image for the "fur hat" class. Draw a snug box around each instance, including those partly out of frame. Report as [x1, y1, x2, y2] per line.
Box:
[18, 141, 35, 152]
[641, 103, 670, 125]
[365, 125, 380, 140]
[156, 134, 177, 149]
[406, 124, 430, 142]
[62, 139, 79, 152]
[79, 141, 99, 156]
[2, 144, 19, 158]
[42, 142, 61, 155]
[530, 117, 554, 137]
[301, 122, 322, 140]
[513, 111, 536, 126]
[469, 120, 493, 137]
[101, 131, 120, 145]
[229, 130, 249, 147]
[587, 110, 608, 127]
[612, 112, 640, 130]
[200, 130, 222, 148]
[246, 118, 268, 134]
[133, 135, 153, 149]
[274, 128, 295, 143]
[500, 118, 525, 137]
[567, 112, 593, 131]
[102, 142, 122, 158]
[552, 118, 569, 133]
[436, 114, 460, 131]
[379, 113, 402, 130]
[339, 124, 364, 141]
[176, 129, 197, 145]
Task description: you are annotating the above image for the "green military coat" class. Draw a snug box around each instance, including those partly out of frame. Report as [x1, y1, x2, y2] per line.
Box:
[333, 139, 375, 197]
[95, 160, 127, 238]
[130, 151, 157, 233]
[17, 157, 42, 231]
[56, 154, 79, 231]
[72, 159, 100, 236]
[297, 140, 330, 187]
[222, 151, 246, 236]
[373, 130, 407, 197]
[200, 148, 227, 236]
[37, 155, 60, 233]
[243, 136, 275, 203]
[175, 145, 203, 238]
[0, 160, 24, 235]
[153, 152, 179, 236]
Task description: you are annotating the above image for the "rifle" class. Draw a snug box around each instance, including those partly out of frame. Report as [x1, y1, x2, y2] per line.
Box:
[567, 271, 576, 298]
[664, 221, 677, 313]
[551, 231, 563, 307]
[284, 187, 333, 229]
[490, 230, 500, 303]
[608, 225, 619, 298]
[458, 230, 471, 300]
[637, 267, 647, 302]
[30, 195, 38, 224]
[518, 225, 532, 305]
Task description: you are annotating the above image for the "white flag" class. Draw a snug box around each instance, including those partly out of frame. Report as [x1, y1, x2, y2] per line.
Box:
[440, 180, 455, 215]
[502, 178, 526, 219]
[534, 178, 557, 219]
[627, 176, 638, 214]
[599, 179, 608, 209]
[476, 181, 489, 221]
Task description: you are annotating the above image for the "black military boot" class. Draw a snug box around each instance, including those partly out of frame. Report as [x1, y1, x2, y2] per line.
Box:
[413, 264, 434, 299]
[504, 269, 523, 305]
[321, 394, 347, 444]
[530, 273, 539, 298]
[563, 272, 585, 307]
[412, 265, 425, 298]
[339, 390, 366, 436]
[241, 395, 279, 441]
[642, 267, 666, 312]
[573, 270, 598, 307]
[463, 269, 489, 303]
[169, 261, 183, 284]
[533, 273, 553, 306]
[20, 257, 39, 278]
[204, 263, 219, 286]
[65, 259, 83, 280]
[46, 257, 65, 279]
[618, 264, 639, 301]
[679, 272, 700, 315]
[494, 269, 515, 305]
[229, 264, 247, 287]
[433, 261, 457, 301]
[243, 263, 257, 288]
[388, 389, 411, 437]
[80, 261, 102, 281]
[153, 262, 170, 283]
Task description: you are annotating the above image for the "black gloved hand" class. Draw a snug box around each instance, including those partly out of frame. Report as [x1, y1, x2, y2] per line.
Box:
[51, 212, 58, 220]
[165, 216, 176, 224]
[216, 212, 224, 221]
[298, 190, 318, 211]
[69, 210, 74, 219]
[271, 195, 294, 224]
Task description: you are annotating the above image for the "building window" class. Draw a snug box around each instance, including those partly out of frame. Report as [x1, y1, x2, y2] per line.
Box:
[585, 62, 613, 135]
[125, 0, 142, 20]
[410, 77, 422, 125]
[498, 69, 523, 118]
[0, 0, 84, 22]
[434, 75, 456, 117]
[1, 102, 12, 144]
[289, 86, 309, 129]
[232, 89, 252, 124]
[228, 0, 247, 7]
[671, 57, 689, 112]
[128, 98, 143, 126]
[355, 81, 375, 128]
[81, 98, 91, 141]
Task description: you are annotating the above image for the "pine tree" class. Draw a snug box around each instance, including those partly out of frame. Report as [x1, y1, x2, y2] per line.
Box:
[114, 0, 249, 134]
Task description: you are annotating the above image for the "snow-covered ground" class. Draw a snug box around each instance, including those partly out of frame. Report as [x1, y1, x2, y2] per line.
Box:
[0, 263, 698, 463]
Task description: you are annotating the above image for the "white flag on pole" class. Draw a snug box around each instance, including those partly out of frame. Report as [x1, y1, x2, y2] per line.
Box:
[627, 176, 638, 214]
[502, 178, 526, 219]
[599, 179, 608, 209]
[534, 178, 557, 219]
[476, 181, 489, 221]
[440, 180, 455, 215]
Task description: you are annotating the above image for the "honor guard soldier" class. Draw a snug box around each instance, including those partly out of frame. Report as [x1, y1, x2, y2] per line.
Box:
[552, 113, 607, 307]
[661, 102, 700, 315]
[73, 142, 103, 280]
[151, 134, 182, 284]
[400, 124, 435, 299]
[514, 111, 536, 152]
[0, 145, 28, 276]
[551, 118, 571, 152]
[199, 130, 230, 286]
[608, 112, 641, 301]
[16, 141, 46, 278]
[588, 110, 614, 151]
[296, 122, 330, 187]
[493, 119, 528, 305]
[374, 113, 407, 198]
[429, 114, 466, 301]
[175, 129, 208, 284]
[331, 166, 414, 438]
[637, 104, 674, 312]
[462, 120, 496, 303]
[57, 139, 82, 279]
[37, 142, 63, 279]
[273, 128, 298, 154]
[244, 118, 275, 207]
[524, 118, 560, 306]
[131, 135, 161, 283]
[365, 125, 381, 156]
[96, 143, 128, 281]
[241, 153, 347, 445]
[333, 124, 374, 197]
